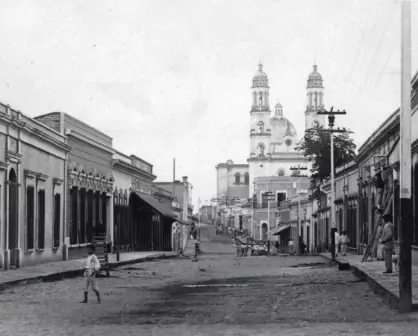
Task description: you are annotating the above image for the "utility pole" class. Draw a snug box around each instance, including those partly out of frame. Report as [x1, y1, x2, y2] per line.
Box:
[317, 107, 347, 261]
[265, 190, 275, 241]
[399, 0, 412, 313]
[290, 165, 308, 255]
[252, 178, 257, 238]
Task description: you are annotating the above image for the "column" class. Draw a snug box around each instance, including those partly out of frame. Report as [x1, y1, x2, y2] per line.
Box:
[107, 193, 113, 246]
[3, 180, 10, 269]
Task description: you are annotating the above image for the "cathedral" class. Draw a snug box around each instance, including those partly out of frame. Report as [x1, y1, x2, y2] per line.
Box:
[215, 62, 326, 204]
[247, 63, 326, 196]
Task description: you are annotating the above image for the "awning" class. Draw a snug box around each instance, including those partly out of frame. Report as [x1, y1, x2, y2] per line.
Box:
[270, 226, 281, 235]
[271, 224, 291, 235]
[134, 192, 177, 218]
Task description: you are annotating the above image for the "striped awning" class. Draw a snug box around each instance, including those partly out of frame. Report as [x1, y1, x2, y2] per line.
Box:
[271, 224, 291, 235]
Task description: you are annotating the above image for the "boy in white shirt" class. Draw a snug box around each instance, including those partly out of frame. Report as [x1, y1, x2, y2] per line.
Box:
[81, 245, 101, 304]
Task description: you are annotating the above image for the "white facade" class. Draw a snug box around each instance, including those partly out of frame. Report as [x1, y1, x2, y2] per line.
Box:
[248, 63, 326, 196]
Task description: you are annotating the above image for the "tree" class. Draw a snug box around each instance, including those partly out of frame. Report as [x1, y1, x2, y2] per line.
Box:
[296, 125, 357, 193]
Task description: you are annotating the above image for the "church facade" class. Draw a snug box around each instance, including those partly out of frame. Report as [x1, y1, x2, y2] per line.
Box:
[215, 62, 327, 233]
[248, 63, 325, 196]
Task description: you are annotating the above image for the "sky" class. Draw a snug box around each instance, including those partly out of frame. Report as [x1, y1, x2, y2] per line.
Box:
[0, 0, 417, 210]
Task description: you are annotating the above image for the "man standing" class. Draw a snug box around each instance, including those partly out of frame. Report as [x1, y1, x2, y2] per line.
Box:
[379, 214, 394, 274]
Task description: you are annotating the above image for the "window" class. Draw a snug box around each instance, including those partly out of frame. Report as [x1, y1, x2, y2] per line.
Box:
[244, 173, 249, 185]
[37, 189, 45, 250]
[235, 173, 240, 185]
[257, 121, 264, 133]
[26, 186, 35, 250]
[53, 194, 61, 248]
[277, 192, 286, 206]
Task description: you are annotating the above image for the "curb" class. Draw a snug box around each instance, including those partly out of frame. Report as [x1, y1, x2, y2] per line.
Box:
[319, 254, 418, 312]
[0, 253, 177, 291]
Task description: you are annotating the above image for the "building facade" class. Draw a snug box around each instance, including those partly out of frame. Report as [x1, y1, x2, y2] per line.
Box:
[253, 175, 310, 240]
[277, 69, 418, 261]
[35, 112, 115, 260]
[0, 104, 70, 269]
[248, 63, 326, 196]
[112, 151, 174, 253]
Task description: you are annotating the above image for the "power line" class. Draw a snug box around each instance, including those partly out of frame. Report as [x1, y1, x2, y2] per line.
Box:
[367, 31, 397, 101]
[349, 6, 393, 98]
[361, 5, 396, 94]
[344, 20, 369, 90]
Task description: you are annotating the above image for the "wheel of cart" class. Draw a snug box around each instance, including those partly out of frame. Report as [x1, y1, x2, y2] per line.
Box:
[92, 233, 110, 277]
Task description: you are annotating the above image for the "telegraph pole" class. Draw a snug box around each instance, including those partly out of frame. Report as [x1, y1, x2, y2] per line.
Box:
[399, 0, 412, 313]
[317, 107, 347, 261]
[290, 165, 308, 255]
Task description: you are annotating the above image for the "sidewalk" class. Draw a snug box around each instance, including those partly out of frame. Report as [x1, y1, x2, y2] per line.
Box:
[0, 251, 177, 290]
[320, 252, 418, 310]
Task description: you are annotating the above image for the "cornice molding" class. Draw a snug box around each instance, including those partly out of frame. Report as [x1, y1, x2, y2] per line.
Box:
[67, 129, 114, 155]
[0, 113, 71, 153]
[112, 159, 156, 181]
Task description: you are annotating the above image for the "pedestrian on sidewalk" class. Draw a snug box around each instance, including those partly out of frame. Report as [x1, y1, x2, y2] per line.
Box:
[379, 213, 394, 274]
[81, 245, 101, 304]
[373, 222, 384, 260]
[340, 231, 350, 256]
[334, 230, 341, 257]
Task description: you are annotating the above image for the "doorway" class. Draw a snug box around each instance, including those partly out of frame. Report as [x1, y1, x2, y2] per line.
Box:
[8, 168, 18, 267]
[261, 223, 268, 241]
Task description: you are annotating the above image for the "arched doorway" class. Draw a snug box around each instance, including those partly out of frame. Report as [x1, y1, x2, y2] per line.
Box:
[261, 223, 268, 241]
[8, 168, 19, 267]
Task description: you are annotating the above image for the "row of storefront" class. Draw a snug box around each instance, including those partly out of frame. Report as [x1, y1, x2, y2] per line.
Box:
[0, 106, 192, 269]
[275, 70, 418, 262]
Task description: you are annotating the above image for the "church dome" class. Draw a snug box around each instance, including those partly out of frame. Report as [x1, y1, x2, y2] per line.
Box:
[307, 65, 323, 88]
[252, 62, 269, 88]
[270, 115, 297, 144]
[275, 102, 283, 109]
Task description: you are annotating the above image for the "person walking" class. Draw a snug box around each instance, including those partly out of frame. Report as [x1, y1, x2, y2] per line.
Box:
[379, 214, 394, 274]
[81, 245, 101, 304]
[334, 230, 341, 257]
[340, 231, 350, 256]
[373, 222, 384, 260]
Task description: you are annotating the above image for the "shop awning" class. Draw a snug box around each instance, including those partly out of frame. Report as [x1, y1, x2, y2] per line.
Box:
[270, 226, 281, 235]
[271, 224, 291, 235]
[134, 192, 177, 219]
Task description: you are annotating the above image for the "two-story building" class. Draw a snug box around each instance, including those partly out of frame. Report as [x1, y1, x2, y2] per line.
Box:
[253, 175, 310, 240]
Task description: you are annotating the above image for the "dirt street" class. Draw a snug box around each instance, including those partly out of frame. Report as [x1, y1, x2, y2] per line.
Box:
[0, 237, 417, 335]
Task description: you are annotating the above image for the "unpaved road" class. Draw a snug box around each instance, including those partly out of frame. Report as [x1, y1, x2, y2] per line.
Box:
[0, 236, 417, 335]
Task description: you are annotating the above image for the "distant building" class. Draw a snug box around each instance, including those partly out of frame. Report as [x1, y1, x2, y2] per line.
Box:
[154, 177, 193, 222]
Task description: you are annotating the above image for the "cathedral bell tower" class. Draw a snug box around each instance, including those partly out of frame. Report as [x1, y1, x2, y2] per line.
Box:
[249, 62, 271, 160]
[305, 64, 326, 130]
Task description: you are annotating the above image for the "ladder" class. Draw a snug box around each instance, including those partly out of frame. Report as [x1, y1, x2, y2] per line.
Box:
[361, 184, 393, 262]
[92, 233, 110, 277]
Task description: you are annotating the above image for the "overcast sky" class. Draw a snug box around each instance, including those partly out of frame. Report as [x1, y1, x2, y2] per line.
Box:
[0, 0, 417, 209]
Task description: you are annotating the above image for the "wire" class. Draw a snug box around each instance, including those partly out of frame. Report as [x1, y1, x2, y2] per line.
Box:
[344, 21, 370, 90]
[367, 31, 397, 101]
[361, 7, 396, 93]
[351, 1, 397, 99]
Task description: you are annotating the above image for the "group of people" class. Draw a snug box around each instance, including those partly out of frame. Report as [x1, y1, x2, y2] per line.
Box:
[334, 230, 350, 257]
[232, 233, 251, 257]
[333, 213, 395, 274]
